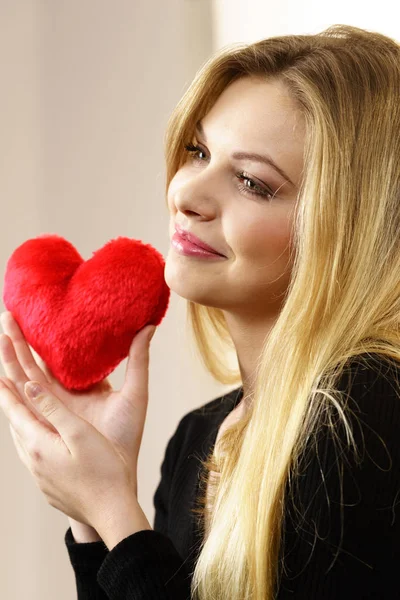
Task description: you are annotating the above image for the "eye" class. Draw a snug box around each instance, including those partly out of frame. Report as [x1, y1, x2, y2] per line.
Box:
[184, 143, 207, 162]
[183, 142, 276, 201]
[235, 172, 275, 201]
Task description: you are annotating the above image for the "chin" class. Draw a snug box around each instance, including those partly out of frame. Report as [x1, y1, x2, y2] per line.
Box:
[164, 272, 209, 307]
[164, 250, 231, 306]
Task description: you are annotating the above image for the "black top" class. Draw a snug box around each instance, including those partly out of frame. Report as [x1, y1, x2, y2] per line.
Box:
[64, 355, 400, 599]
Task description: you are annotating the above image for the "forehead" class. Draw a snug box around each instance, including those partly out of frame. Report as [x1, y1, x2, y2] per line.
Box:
[199, 76, 305, 176]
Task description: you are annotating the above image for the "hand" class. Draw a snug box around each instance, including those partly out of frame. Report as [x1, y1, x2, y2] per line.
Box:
[0, 311, 156, 505]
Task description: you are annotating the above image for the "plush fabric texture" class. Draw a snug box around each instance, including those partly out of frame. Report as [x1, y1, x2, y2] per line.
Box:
[2, 234, 170, 391]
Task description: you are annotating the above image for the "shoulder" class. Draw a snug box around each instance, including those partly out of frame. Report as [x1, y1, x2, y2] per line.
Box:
[282, 353, 400, 587]
[336, 351, 400, 402]
[327, 353, 400, 465]
[309, 353, 400, 497]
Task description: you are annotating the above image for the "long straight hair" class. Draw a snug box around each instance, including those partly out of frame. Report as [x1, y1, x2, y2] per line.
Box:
[163, 24, 400, 600]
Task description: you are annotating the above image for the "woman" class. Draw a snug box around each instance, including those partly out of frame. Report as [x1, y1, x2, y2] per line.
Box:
[1, 23, 400, 600]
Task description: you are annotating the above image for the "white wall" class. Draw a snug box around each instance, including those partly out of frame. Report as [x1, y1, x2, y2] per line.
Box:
[212, 0, 400, 48]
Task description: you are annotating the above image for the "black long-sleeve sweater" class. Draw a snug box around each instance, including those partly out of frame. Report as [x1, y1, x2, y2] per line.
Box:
[64, 355, 400, 599]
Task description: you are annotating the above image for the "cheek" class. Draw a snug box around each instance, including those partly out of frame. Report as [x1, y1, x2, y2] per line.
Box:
[234, 211, 292, 262]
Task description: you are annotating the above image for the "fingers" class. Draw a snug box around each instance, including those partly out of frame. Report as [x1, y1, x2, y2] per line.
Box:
[0, 335, 30, 399]
[0, 352, 19, 394]
[0, 379, 43, 445]
[0, 312, 52, 386]
[0, 335, 56, 428]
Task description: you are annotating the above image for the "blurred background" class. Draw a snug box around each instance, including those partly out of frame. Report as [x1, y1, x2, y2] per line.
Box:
[0, 1, 398, 597]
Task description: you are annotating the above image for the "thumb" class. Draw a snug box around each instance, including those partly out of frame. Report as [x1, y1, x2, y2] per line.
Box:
[131, 325, 157, 355]
[121, 325, 156, 401]
[141, 325, 157, 345]
[24, 381, 80, 442]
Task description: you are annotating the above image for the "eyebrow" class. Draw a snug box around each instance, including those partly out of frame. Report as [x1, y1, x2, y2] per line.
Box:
[195, 120, 295, 188]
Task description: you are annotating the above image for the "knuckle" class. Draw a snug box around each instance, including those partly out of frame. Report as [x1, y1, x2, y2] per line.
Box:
[69, 428, 82, 443]
[29, 445, 42, 464]
[31, 449, 41, 462]
[26, 437, 42, 462]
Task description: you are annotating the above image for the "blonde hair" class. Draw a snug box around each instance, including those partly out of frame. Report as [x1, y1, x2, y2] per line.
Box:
[163, 24, 400, 600]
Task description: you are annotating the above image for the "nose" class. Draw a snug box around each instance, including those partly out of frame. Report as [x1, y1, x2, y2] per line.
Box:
[171, 166, 224, 219]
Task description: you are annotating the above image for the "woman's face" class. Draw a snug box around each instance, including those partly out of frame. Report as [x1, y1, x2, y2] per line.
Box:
[165, 76, 305, 316]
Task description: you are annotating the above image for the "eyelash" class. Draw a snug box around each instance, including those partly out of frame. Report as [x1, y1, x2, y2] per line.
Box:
[183, 142, 276, 201]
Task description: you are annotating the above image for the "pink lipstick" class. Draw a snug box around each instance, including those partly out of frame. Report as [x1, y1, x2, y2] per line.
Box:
[172, 231, 226, 259]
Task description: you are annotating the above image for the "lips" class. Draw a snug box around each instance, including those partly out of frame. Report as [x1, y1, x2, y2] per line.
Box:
[174, 224, 225, 257]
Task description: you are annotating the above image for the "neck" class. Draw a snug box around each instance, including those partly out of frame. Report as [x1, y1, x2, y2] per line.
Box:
[223, 310, 277, 399]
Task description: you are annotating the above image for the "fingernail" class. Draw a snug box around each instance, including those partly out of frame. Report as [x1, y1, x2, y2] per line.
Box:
[26, 382, 43, 399]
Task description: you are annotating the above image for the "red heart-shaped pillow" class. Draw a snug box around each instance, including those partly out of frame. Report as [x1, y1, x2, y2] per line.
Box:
[2, 234, 170, 391]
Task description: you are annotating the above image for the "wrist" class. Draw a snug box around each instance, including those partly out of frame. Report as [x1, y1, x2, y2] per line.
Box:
[68, 517, 102, 543]
[96, 497, 152, 551]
